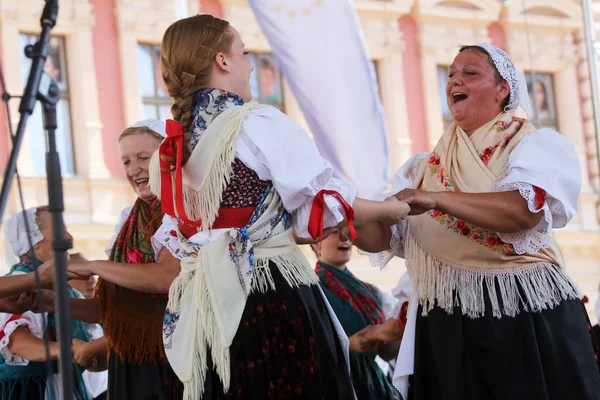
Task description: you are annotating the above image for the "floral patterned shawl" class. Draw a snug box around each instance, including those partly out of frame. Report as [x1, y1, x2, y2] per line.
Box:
[95, 197, 167, 364]
[406, 113, 577, 318]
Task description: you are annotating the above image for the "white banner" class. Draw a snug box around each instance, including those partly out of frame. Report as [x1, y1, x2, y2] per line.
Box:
[247, 0, 390, 199]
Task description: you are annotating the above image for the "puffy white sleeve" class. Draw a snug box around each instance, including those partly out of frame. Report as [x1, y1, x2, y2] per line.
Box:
[376, 288, 399, 320]
[236, 107, 357, 238]
[492, 128, 581, 254]
[362, 153, 429, 268]
[0, 274, 47, 366]
[105, 206, 133, 257]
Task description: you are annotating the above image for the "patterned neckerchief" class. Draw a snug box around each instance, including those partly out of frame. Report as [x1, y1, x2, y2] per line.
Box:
[187, 88, 245, 151]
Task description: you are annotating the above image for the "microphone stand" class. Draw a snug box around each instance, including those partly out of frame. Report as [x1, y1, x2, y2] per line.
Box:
[0, 1, 75, 398]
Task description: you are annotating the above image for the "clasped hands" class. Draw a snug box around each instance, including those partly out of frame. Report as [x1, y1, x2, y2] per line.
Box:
[349, 318, 404, 354]
[34, 257, 95, 288]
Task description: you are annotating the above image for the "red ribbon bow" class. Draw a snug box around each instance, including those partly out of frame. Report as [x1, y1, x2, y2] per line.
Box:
[159, 120, 202, 227]
[308, 190, 357, 242]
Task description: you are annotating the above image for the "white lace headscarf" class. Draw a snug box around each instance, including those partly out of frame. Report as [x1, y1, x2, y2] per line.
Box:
[473, 43, 532, 119]
[3, 207, 44, 267]
[128, 119, 167, 138]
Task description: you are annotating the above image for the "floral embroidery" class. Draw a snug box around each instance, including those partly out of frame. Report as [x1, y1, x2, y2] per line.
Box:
[163, 308, 180, 350]
[427, 152, 454, 190]
[220, 159, 270, 208]
[479, 120, 513, 165]
[428, 209, 514, 254]
[228, 227, 254, 296]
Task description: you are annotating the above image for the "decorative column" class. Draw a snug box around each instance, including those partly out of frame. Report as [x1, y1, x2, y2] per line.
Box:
[378, 27, 412, 173]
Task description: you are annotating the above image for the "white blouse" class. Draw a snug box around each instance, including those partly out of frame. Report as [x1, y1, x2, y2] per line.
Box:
[0, 278, 108, 398]
[371, 128, 581, 267]
[153, 106, 357, 259]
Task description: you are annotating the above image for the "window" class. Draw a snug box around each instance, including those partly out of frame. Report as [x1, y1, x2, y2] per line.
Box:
[248, 53, 284, 110]
[437, 66, 453, 131]
[525, 73, 558, 130]
[19, 34, 75, 176]
[137, 44, 172, 120]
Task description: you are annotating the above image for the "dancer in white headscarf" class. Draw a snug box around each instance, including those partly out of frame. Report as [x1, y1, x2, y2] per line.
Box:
[0, 209, 56, 313]
[0, 206, 106, 399]
[354, 44, 600, 400]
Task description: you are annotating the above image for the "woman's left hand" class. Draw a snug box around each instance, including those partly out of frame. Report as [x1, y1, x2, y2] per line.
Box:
[393, 189, 438, 216]
[0, 292, 36, 314]
[72, 339, 98, 370]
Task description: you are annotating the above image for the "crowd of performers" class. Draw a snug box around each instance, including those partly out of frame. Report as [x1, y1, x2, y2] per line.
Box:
[0, 13, 598, 400]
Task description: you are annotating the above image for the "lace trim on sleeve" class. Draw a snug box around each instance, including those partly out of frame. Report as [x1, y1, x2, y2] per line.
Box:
[0, 314, 45, 366]
[359, 222, 405, 269]
[152, 218, 186, 261]
[492, 181, 562, 255]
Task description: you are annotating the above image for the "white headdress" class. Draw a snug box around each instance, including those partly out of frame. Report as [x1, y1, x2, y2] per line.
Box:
[473, 43, 532, 119]
[129, 119, 167, 138]
[3, 207, 44, 266]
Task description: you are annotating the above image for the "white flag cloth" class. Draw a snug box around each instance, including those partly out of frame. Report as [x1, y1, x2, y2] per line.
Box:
[247, 0, 390, 199]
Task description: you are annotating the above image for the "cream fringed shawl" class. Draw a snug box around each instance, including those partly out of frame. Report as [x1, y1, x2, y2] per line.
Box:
[149, 102, 319, 400]
[405, 112, 579, 318]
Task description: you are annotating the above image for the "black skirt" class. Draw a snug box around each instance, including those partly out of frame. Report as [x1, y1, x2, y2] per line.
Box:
[408, 291, 600, 400]
[107, 351, 184, 400]
[203, 262, 354, 399]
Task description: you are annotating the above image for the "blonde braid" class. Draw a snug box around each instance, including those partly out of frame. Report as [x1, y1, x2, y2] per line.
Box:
[160, 14, 233, 167]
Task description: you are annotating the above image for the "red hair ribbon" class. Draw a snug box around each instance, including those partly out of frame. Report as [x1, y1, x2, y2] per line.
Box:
[308, 189, 357, 242]
[159, 120, 202, 227]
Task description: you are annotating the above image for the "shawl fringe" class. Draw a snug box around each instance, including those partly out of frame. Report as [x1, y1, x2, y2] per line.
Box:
[181, 105, 254, 229]
[96, 280, 166, 364]
[0, 375, 45, 399]
[169, 252, 317, 400]
[405, 231, 581, 318]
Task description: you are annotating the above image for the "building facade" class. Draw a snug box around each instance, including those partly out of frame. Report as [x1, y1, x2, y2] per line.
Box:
[0, 0, 599, 315]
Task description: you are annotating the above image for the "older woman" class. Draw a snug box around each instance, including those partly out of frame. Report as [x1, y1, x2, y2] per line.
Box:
[0, 207, 106, 399]
[355, 44, 600, 400]
[65, 120, 184, 399]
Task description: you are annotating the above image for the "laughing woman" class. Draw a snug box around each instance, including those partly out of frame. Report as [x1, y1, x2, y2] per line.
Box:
[355, 44, 600, 400]
[66, 121, 184, 400]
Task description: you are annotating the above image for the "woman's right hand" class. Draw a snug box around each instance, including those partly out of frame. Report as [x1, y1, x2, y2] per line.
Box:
[67, 260, 94, 281]
[72, 339, 97, 370]
[348, 326, 379, 353]
[37, 258, 56, 289]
